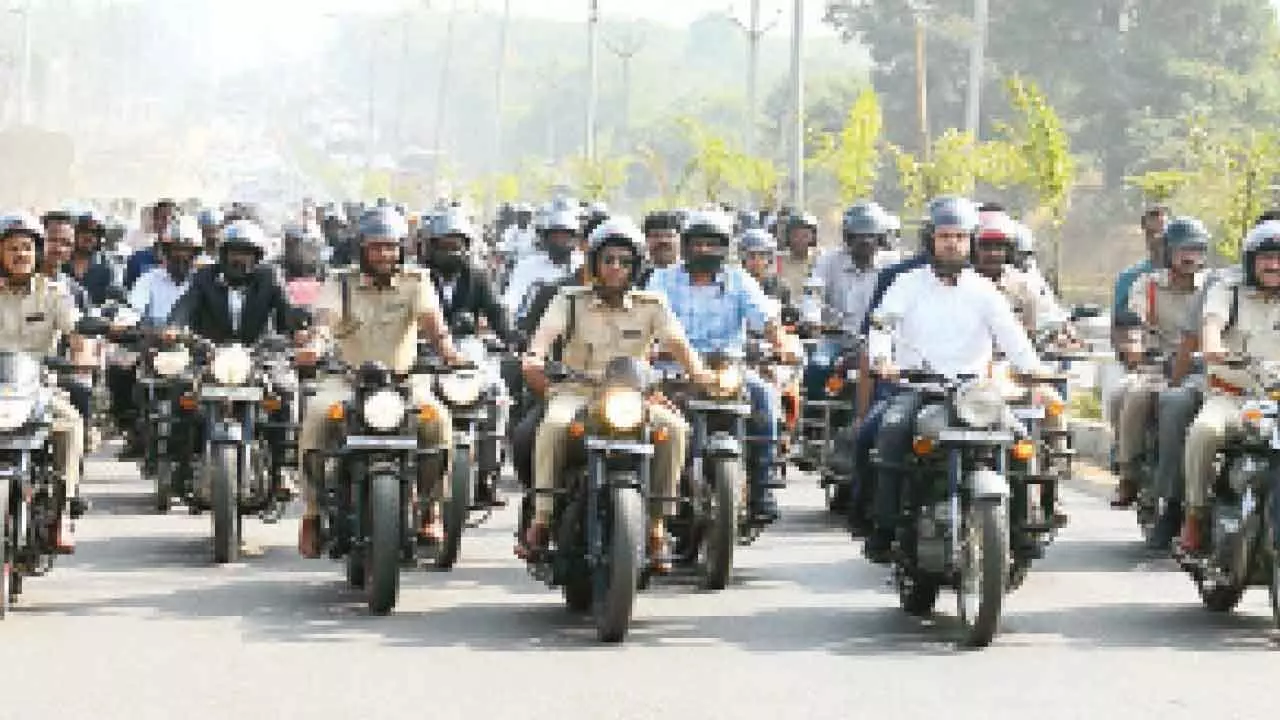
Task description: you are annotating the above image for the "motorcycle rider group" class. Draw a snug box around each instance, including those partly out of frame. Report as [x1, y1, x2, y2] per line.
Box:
[0, 189, 1270, 644]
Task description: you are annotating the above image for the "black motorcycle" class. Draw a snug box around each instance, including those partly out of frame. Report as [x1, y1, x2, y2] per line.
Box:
[882, 370, 1044, 648]
[524, 358, 653, 643]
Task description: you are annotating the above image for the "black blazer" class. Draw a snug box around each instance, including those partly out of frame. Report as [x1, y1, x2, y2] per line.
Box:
[431, 264, 513, 344]
[168, 266, 296, 344]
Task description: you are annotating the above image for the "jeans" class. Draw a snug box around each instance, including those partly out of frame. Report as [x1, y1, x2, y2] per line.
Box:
[868, 390, 925, 530]
[1156, 383, 1202, 502]
[850, 381, 899, 518]
[744, 369, 780, 497]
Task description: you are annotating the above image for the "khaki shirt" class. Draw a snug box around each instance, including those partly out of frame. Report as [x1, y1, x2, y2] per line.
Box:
[529, 287, 698, 389]
[996, 267, 1040, 332]
[0, 275, 79, 355]
[1203, 282, 1280, 390]
[1127, 269, 1204, 354]
[316, 268, 441, 375]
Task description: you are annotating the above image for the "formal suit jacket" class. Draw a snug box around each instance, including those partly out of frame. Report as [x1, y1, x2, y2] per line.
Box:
[168, 266, 296, 344]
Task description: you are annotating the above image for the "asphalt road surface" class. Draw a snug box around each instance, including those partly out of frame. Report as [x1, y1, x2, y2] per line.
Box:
[3, 454, 1275, 720]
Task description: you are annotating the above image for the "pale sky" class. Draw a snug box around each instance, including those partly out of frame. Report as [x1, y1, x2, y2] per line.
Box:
[200, 0, 835, 76]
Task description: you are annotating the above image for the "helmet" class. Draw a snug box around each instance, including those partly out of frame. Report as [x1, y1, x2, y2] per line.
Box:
[167, 215, 203, 247]
[681, 209, 734, 244]
[541, 209, 581, 236]
[1161, 216, 1210, 268]
[198, 207, 224, 229]
[787, 212, 819, 232]
[587, 216, 646, 285]
[76, 210, 107, 238]
[1242, 220, 1280, 287]
[976, 211, 1019, 244]
[358, 206, 409, 243]
[40, 208, 76, 228]
[0, 211, 44, 247]
[739, 228, 778, 255]
[842, 201, 891, 238]
[432, 208, 476, 246]
[584, 202, 610, 235]
[222, 220, 268, 256]
[928, 196, 980, 234]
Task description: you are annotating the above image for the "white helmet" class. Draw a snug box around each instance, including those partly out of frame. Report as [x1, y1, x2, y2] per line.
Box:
[221, 219, 268, 256]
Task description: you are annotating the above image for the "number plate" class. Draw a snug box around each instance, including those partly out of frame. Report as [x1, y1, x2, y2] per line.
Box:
[345, 436, 417, 450]
[1272, 426, 1280, 451]
[585, 438, 654, 455]
[938, 429, 1014, 443]
[201, 385, 263, 401]
[1012, 407, 1045, 420]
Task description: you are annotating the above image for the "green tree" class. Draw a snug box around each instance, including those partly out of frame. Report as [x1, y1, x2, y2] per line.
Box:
[809, 88, 883, 204]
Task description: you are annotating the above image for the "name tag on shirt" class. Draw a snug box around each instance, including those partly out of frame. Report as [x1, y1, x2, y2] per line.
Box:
[622, 329, 642, 339]
[24, 313, 45, 322]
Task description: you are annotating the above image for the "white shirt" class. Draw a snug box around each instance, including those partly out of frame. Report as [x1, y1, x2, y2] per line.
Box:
[499, 226, 537, 259]
[129, 267, 192, 324]
[808, 247, 883, 334]
[867, 266, 1040, 378]
[501, 250, 584, 319]
[228, 288, 244, 333]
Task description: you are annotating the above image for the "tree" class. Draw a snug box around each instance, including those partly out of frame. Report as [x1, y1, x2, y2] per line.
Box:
[809, 88, 883, 204]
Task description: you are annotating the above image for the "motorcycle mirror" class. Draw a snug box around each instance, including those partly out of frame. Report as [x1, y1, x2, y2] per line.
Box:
[75, 316, 111, 337]
[1069, 303, 1102, 321]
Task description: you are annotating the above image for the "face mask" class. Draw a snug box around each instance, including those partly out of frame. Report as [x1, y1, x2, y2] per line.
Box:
[167, 258, 192, 283]
[546, 243, 572, 264]
[686, 253, 724, 275]
[433, 250, 465, 275]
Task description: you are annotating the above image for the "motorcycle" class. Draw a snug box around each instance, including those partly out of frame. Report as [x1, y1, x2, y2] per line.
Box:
[196, 339, 295, 564]
[883, 369, 1044, 648]
[523, 358, 654, 642]
[656, 351, 750, 590]
[135, 332, 202, 513]
[1173, 355, 1280, 619]
[312, 356, 455, 615]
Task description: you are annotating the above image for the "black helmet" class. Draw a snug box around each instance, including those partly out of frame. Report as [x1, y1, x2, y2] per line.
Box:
[1161, 216, 1209, 268]
[587, 217, 646, 286]
[642, 210, 680, 235]
[1243, 220, 1280, 287]
[283, 223, 323, 279]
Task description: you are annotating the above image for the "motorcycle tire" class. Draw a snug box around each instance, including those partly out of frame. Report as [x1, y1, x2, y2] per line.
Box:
[366, 473, 402, 615]
[211, 445, 239, 564]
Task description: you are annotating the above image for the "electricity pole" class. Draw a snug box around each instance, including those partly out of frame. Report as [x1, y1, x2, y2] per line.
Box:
[729, 0, 781, 158]
[964, 0, 988, 137]
[602, 29, 645, 144]
[493, 0, 511, 174]
[789, 0, 805, 209]
[586, 0, 600, 161]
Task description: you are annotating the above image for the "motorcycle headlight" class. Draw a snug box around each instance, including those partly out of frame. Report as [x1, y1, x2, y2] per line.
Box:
[0, 399, 33, 430]
[602, 389, 644, 431]
[437, 372, 483, 406]
[955, 382, 1006, 428]
[211, 346, 252, 385]
[1241, 402, 1277, 438]
[363, 390, 406, 431]
[712, 366, 743, 396]
[153, 349, 190, 378]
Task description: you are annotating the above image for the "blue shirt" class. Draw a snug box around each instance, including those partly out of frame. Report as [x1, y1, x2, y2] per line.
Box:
[645, 264, 774, 354]
[859, 253, 930, 335]
[124, 247, 158, 290]
[1112, 258, 1152, 319]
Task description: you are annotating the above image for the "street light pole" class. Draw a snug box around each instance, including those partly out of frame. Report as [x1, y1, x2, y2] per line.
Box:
[602, 30, 645, 144]
[586, 0, 600, 161]
[789, 0, 805, 210]
[493, 0, 511, 174]
[964, 0, 988, 137]
[729, 1, 780, 158]
[17, 4, 31, 126]
[430, 0, 460, 196]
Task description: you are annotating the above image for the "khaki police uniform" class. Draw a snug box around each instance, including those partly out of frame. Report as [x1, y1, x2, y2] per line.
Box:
[1184, 283, 1280, 508]
[778, 254, 812, 304]
[1111, 269, 1203, 471]
[300, 268, 452, 514]
[992, 268, 1068, 442]
[0, 275, 84, 499]
[527, 287, 695, 522]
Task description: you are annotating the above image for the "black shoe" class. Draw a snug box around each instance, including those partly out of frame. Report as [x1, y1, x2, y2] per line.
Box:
[752, 490, 780, 523]
[863, 530, 893, 564]
[1148, 501, 1182, 550]
[68, 496, 89, 519]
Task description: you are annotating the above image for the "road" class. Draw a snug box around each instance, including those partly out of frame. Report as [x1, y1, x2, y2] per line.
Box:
[2, 453, 1275, 720]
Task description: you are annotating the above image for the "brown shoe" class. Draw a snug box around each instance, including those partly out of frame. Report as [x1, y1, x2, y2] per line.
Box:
[648, 524, 671, 574]
[298, 516, 321, 558]
[516, 522, 550, 560]
[1178, 508, 1203, 554]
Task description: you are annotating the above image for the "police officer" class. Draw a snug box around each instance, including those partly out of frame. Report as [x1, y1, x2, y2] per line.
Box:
[0, 213, 86, 553]
[1110, 217, 1208, 507]
[520, 217, 708, 572]
[297, 206, 460, 556]
[1178, 221, 1280, 552]
[778, 212, 819, 301]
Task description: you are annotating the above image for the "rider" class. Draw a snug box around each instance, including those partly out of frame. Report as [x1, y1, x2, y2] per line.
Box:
[1179, 219, 1280, 553]
[741, 228, 788, 304]
[167, 219, 298, 343]
[646, 209, 796, 523]
[40, 210, 91, 312]
[296, 206, 460, 557]
[521, 217, 708, 572]
[973, 210, 1068, 332]
[1112, 204, 1170, 332]
[0, 213, 86, 553]
[196, 207, 224, 267]
[503, 208, 584, 325]
[641, 210, 682, 278]
[497, 202, 537, 263]
[857, 197, 1041, 561]
[778, 212, 820, 301]
[281, 222, 326, 307]
[125, 199, 179, 289]
[1110, 216, 1208, 507]
[424, 209, 514, 343]
[811, 202, 893, 335]
[69, 211, 115, 305]
[128, 215, 201, 326]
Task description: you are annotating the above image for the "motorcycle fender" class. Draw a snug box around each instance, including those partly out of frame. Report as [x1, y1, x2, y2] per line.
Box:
[704, 432, 742, 459]
[966, 469, 1009, 499]
[210, 422, 243, 444]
